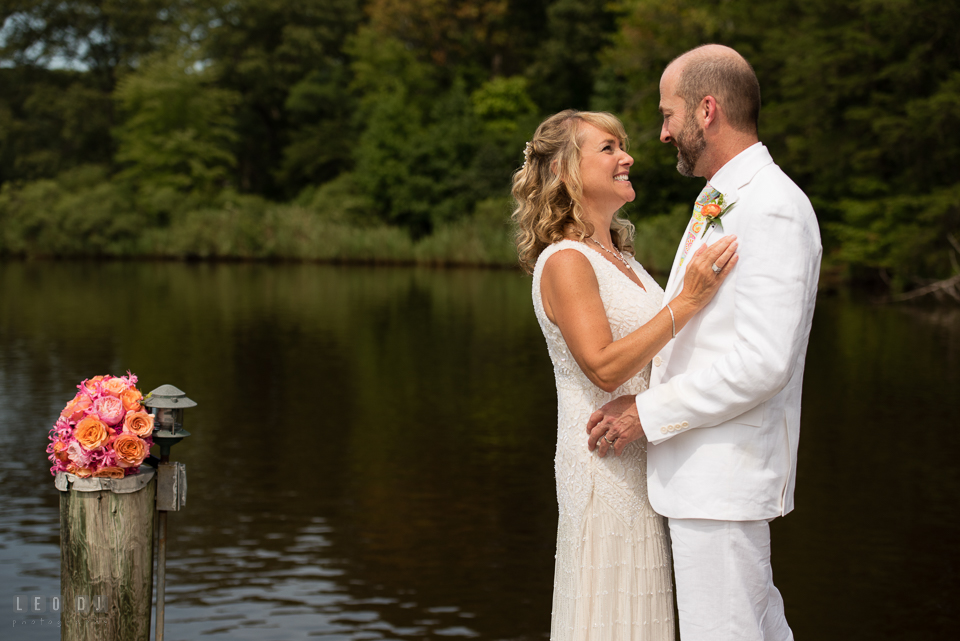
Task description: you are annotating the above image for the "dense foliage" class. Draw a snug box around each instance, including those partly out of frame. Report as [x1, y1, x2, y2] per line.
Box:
[1, 0, 957, 292]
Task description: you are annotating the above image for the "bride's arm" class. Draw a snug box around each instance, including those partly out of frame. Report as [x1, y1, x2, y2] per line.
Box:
[541, 237, 737, 393]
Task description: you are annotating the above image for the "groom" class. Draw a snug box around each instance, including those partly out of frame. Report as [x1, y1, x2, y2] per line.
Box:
[587, 45, 821, 640]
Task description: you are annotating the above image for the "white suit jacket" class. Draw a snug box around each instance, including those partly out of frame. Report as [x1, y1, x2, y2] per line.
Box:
[636, 143, 822, 521]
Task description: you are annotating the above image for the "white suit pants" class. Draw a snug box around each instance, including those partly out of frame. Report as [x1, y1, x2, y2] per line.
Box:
[668, 518, 793, 641]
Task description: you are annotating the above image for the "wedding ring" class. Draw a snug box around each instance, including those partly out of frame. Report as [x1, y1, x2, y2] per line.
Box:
[711, 262, 722, 275]
[602, 435, 615, 445]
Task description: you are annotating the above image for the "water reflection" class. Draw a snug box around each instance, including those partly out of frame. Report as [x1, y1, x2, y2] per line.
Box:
[0, 262, 957, 640]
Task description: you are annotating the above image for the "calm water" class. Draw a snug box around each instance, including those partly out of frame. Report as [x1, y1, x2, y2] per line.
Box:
[1, 260, 957, 641]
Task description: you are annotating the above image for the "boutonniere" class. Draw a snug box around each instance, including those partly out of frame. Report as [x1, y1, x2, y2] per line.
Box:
[700, 192, 737, 237]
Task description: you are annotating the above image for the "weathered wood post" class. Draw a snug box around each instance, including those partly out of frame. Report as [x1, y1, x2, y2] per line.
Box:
[57, 468, 157, 641]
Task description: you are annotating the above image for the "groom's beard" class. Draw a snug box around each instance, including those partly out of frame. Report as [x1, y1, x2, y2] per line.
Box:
[675, 119, 707, 177]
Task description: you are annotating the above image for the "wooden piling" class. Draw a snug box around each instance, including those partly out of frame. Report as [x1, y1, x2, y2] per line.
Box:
[58, 468, 156, 641]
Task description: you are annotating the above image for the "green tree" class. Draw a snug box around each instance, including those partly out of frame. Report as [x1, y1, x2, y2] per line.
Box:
[346, 27, 464, 235]
[275, 65, 355, 193]
[470, 75, 540, 198]
[366, 0, 510, 75]
[200, 0, 363, 197]
[0, 0, 199, 184]
[345, 27, 538, 237]
[113, 50, 240, 195]
[527, 0, 620, 112]
[0, 66, 113, 182]
[756, 0, 960, 289]
[0, 0, 195, 90]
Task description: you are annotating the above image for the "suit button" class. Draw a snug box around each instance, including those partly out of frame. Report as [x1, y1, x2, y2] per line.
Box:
[660, 427, 667, 434]
[654, 356, 663, 367]
[681, 421, 689, 428]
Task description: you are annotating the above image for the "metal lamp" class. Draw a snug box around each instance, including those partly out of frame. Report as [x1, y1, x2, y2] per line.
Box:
[142, 384, 196, 641]
[144, 384, 196, 462]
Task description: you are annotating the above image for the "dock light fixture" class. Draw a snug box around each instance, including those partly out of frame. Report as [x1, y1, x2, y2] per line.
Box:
[143, 383, 196, 641]
[144, 384, 196, 463]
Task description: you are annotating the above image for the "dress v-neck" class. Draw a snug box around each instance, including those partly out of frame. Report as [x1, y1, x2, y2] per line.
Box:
[580, 242, 648, 293]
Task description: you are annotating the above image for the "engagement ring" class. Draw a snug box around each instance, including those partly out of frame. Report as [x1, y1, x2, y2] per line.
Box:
[711, 262, 722, 275]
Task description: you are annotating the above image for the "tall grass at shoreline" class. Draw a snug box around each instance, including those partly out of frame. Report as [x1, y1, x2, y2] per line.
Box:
[138, 201, 525, 267]
[0, 170, 682, 275]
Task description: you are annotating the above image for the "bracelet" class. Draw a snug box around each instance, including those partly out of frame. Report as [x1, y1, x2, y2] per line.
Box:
[666, 303, 676, 338]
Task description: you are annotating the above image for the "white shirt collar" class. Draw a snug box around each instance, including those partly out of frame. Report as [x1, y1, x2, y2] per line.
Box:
[707, 142, 770, 199]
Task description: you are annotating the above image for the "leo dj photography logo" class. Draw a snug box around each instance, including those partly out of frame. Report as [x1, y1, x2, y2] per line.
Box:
[12, 594, 109, 629]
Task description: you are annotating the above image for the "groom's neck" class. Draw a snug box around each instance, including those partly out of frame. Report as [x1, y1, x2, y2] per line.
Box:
[700, 131, 760, 181]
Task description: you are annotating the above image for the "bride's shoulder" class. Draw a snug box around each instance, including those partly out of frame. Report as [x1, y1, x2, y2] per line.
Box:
[535, 239, 593, 266]
[533, 240, 594, 279]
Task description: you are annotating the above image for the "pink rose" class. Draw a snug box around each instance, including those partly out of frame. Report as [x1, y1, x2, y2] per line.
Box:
[94, 396, 125, 426]
[66, 441, 93, 467]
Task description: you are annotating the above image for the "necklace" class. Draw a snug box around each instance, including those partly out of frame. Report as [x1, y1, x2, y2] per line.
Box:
[587, 237, 633, 271]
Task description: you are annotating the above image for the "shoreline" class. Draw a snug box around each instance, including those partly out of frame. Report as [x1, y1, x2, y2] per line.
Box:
[4, 254, 955, 306]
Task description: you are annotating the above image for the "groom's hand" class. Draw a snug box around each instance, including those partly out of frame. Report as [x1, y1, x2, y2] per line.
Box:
[587, 395, 643, 457]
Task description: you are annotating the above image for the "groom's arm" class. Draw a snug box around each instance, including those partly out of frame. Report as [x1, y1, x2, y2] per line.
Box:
[636, 183, 821, 445]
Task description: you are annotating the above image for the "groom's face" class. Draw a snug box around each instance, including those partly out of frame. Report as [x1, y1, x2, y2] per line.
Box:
[659, 64, 706, 177]
[674, 118, 707, 177]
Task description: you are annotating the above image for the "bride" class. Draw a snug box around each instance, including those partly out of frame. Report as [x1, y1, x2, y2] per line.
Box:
[511, 110, 737, 640]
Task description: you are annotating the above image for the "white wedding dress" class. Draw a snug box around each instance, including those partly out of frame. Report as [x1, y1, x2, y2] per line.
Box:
[532, 240, 674, 641]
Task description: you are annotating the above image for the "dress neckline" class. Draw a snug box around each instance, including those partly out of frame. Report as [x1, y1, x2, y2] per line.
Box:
[576, 240, 648, 293]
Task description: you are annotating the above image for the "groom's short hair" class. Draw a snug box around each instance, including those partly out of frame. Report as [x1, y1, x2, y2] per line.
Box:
[675, 46, 761, 134]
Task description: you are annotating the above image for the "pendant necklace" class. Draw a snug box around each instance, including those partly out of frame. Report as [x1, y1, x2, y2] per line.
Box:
[587, 237, 633, 272]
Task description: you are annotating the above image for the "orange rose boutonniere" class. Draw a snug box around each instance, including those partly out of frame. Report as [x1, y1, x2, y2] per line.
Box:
[700, 193, 737, 237]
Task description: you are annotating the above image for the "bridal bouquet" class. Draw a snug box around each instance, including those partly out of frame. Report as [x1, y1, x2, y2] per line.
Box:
[46, 373, 154, 479]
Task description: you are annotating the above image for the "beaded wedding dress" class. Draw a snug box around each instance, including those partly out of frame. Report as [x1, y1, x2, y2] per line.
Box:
[532, 240, 674, 641]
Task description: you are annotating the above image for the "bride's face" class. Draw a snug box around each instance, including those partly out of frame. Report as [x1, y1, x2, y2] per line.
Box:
[577, 123, 635, 216]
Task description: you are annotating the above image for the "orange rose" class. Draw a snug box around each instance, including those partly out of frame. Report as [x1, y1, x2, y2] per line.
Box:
[114, 434, 149, 468]
[701, 203, 722, 218]
[123, 411, 154, 437]
[93, 467, 125, 479]
[121, 387, 143, 412]
[67, 464, 93, 478]
[52, 440, 70, 462]
[102, 377, 128, 397]
[75, 416, 110, 450]
[61, 393, 92, 423]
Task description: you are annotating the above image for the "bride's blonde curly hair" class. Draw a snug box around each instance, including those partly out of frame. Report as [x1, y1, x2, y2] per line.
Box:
[512, 110, 636, 274]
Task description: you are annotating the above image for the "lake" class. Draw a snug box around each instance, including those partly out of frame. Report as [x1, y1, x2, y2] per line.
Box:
[1, 260, 958, 640]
